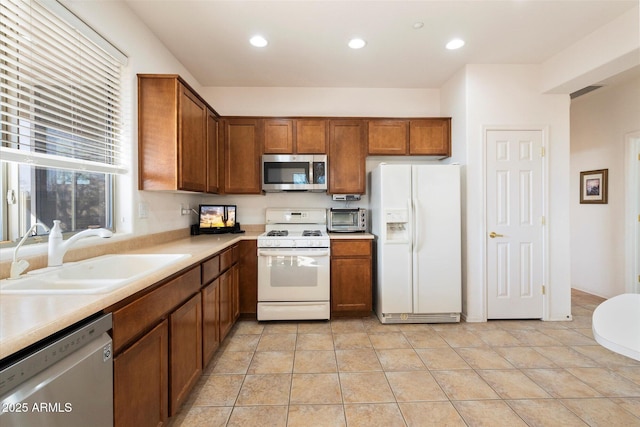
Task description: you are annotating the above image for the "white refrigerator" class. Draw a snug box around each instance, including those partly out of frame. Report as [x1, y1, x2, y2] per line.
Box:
[371, 164, 461, 323]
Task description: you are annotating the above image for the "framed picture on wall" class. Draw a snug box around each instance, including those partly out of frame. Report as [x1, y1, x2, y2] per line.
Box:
[580, 169, 608, 204]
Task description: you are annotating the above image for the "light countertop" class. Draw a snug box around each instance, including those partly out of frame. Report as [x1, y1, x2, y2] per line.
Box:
[0, 231, 375, 359]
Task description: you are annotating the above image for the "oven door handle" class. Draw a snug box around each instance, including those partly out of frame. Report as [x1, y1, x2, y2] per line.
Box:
[258, 249, 330, 257]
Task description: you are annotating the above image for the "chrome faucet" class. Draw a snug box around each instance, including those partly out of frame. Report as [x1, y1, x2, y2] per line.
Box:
[47, 220, 113, 267]
[9, 222, 50, 279]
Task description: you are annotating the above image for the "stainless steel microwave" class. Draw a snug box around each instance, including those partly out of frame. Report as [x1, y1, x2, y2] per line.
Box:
[262, 154, 327, 192]
[327, 208, 367, 232]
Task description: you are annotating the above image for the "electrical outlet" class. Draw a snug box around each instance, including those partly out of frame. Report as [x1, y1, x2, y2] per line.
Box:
[138, 202, 149, 219]
[180, 204, 191, 216]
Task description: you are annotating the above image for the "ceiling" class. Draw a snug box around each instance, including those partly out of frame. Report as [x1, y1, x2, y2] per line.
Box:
[120, 0, 637, 89]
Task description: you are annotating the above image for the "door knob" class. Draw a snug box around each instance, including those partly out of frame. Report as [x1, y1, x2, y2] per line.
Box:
[489, 231, 504, 239]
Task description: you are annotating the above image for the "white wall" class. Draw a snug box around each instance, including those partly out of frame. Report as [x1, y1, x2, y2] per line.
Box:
[201, 87, 440, 118]
[570, 74, 640, 298]
[63, 0, 207, 236]
[441, 68, 469, 314]
[61, 0, 446, 232]
[541, 5, 639, 94]
[444, 65, 572, 322]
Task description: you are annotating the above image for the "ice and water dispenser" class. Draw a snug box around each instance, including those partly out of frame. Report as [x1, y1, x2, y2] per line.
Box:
[384, 209, 409, 242]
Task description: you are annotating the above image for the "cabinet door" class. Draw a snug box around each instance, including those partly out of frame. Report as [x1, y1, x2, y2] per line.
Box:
[114, 320, 168, 427]
[219, 268, 234, 341]
[239, 240, 258, 316]
[331, 257, 372, 314]
[222, 119, 263, 194]
[206, 110, 220, 193]
[202, 278, 220, 367]
[178, 84, 207, 192]
[232, 264, 240, 321]
[296, 119, 327, 153]
[409, 119, 451, 156]
[169, 293, 202, 416]
[264, 119, 293, 153]
[328, 120, 366, 194]
[367, 120, 408, 155]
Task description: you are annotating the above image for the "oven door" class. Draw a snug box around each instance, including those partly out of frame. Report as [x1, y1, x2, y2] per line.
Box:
[257, 247, 330, 302]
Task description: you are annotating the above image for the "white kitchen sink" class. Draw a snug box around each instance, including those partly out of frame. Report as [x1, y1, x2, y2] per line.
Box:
[0, 253, 191, 294]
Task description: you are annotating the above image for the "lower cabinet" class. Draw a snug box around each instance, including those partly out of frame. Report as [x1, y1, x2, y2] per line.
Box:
[219, 266, 237, 341]
[111, 243, 241, 426]
[201, 277, 221, 366]
[238, 240, 258, 316]
[330, 239, 373, 316]
[169, 293, 202, 416]
[114, 320, 168, 427]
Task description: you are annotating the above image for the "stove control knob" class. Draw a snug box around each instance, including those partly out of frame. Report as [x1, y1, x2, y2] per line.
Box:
[291, 240, 297, 247]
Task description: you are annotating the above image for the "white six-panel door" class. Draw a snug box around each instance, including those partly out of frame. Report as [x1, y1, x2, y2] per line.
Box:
[486, 130, 544, 319]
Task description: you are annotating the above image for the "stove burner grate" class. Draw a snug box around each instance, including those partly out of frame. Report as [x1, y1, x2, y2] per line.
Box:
[302, 230, 322, 237]
[266, 230, 288, 237]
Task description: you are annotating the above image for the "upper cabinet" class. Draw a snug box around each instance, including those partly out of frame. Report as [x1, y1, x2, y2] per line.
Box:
[367, 118, 451, 157]
[138, 74, 219, 193]
[137, 75, 450, 196]
[328, 120, 366, 194]
[263, 119, 293, 154]
[409, 118, 451, 156]
[220, 118, 263, 194]
[206, 111, 220, 193]
[367, 120, 408, 155]
[295, 119, 328, 154]
[264, 119, 328, 154]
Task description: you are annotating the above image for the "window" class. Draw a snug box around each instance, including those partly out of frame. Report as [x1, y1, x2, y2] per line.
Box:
[0, 0, 126, 244]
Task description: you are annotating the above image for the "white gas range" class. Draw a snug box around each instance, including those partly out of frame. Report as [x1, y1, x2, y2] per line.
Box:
[257, 208, 330, 321]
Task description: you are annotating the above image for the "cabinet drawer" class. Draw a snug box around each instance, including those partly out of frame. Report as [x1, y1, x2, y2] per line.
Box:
[220, 246, 238, 272]
[331, 240, 371, 257]
[201, 255, 220, 285]
[112, 267, 201, 352]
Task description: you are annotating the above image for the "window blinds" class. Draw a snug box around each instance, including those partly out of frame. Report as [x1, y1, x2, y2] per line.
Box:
[0, 0, 126, 174]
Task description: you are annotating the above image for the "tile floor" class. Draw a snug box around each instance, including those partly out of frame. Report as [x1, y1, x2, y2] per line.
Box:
[168, 290, 640, 426]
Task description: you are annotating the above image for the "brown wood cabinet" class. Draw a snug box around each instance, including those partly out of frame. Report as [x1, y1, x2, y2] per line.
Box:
[219, 267, 234, 340]
[328, 120, 366, 194]
[264, 118, 328, 154]
[409, 118, 451, 156]
[264, 119, 293, 153]
[138, 74, 219, 193]
[110, 243, 246, 426]
[221, 118, 263, 194]
[111, 267, 201, 426]
[296, 119, 328, 153]
[201, 277, 220, 366]
[367, 118, 451, 157]
[201, 254, 221, 366]
[206, 110, 220, 193]
[169, 293, 202, 416]
[330, 239, 373, 317]
[218, 245, 240, 341]
[114, 320, 168, 427]
[238, 240, 258, 316]
[367, 120, 408, 155]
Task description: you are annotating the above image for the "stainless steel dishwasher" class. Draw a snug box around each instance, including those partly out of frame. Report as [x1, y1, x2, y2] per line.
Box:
[0, 313, 113, 426]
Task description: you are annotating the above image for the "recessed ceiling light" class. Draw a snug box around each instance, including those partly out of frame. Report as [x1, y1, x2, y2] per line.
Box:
[249, 35, 268, 48]
[412, 22, 424, 30]
[348, 38, 367, 49]
[446, 38, 465, 50]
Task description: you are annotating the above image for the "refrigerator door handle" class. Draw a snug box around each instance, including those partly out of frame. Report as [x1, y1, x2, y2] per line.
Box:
[408, 198, 414, 251]
[414, 199, 420, 252]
